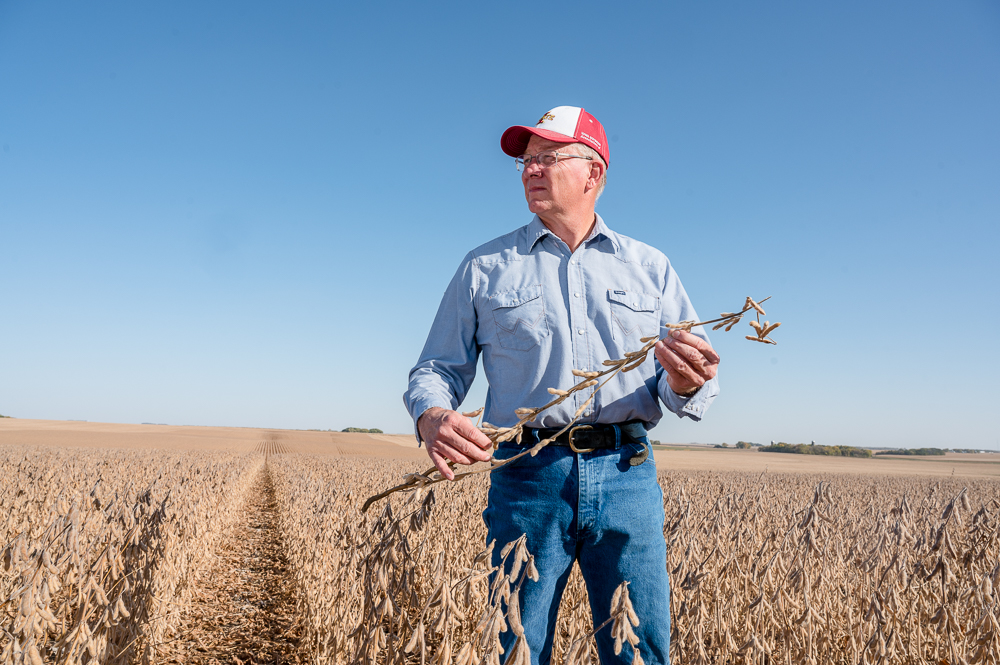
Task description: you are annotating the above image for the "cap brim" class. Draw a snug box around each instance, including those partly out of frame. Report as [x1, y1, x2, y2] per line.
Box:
[500, 126, 577, 158]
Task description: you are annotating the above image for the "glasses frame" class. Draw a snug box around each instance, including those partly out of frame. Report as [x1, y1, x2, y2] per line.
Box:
[515, 150, 593, 172]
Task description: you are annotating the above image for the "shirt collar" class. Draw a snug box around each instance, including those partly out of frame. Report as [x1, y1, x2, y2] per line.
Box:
[526, 213, 620, 254]
[526, 215, 552, 251]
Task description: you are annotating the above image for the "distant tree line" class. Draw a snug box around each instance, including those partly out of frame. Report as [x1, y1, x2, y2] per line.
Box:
[342, 427, 383, 434]
[760, 442, 872, 458]
[875, 448, 946, 456]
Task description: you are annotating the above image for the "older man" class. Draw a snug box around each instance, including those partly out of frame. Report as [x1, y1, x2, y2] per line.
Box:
[404, 106, 720, 665]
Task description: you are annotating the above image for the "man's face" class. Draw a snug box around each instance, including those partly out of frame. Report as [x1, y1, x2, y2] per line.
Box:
[521, 136, 594, 217]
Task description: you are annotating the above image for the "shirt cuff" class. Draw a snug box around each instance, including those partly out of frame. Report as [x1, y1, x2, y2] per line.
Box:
[661, 377, 719, 422]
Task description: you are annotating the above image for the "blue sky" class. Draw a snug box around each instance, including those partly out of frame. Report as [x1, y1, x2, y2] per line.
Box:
[1, 1, 998, 449]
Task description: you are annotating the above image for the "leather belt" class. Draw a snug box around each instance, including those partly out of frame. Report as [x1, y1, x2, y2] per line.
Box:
[523, 421, 651, 465]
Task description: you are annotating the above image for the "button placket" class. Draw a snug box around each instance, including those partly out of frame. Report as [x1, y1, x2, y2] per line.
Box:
[567, 251, 591, 418]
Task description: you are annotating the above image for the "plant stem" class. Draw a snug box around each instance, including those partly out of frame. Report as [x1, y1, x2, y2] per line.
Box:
[363, 296, 776, 512]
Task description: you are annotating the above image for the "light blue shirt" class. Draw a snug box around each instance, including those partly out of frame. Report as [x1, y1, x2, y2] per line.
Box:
[403, 214, 719, 442]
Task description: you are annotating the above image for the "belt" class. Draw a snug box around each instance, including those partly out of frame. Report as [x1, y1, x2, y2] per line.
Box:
[522, 421, 651, 466]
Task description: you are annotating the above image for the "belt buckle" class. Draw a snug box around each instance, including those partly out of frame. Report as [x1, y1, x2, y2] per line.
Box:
[568, 425, 597, 453]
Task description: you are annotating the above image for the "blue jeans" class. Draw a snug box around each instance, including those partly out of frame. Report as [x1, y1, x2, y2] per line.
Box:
[482, 429, 671, 665]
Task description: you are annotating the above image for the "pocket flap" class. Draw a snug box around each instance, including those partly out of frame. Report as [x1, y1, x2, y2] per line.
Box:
[491, 285, 542, 310]
[607, 289, 658, 312]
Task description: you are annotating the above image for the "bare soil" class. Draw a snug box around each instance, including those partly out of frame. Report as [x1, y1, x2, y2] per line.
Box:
[168, 464, 303, 664]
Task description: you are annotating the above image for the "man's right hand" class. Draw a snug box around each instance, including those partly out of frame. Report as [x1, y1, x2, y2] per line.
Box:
[417, 407, 494, 481]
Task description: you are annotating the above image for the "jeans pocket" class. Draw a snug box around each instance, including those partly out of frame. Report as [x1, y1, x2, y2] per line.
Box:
[491, 285, 550, 351]
[624, 441, 651, 466]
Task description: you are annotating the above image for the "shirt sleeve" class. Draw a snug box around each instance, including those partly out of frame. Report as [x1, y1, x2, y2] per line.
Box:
[402, 252, 480, 444]
[655, 259, 720, 421]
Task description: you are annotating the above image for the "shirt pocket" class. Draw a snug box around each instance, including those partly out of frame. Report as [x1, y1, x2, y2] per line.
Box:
[608, 289, 660, 342]
[490, 285, 550, 351]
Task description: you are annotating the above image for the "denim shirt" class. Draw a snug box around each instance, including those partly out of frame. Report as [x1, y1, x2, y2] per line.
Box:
[403, 214, 719, 442]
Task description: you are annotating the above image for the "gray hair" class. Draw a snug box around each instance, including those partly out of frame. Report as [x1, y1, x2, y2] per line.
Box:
[564, 142, 608, 199]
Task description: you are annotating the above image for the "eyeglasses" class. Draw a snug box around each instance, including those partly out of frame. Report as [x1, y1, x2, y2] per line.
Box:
[515, 150, 593, 172]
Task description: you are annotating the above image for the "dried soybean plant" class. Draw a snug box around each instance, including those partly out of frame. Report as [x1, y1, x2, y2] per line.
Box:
[363, 296, 781, 511]
[658, 471, 1000, 665]
[559, 581, 643, 665]
[0, 447, 261, 665]
[267, 453, 1000, 665]
[268, 453, 641, 665]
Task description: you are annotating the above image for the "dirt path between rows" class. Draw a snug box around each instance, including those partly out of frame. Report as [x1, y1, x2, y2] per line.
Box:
[171, 463, 303, 664]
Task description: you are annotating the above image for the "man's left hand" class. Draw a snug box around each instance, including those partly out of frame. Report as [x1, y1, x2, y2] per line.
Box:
[654, 329, 720, 396]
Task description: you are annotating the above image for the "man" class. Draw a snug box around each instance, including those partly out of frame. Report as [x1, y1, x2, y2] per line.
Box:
[403, 106, 720, 665]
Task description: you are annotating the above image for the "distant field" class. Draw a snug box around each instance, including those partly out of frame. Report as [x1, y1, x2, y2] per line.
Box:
[0, 417, 426, 458]
[2, 418, 998, 664]
[652, 445, 1000, 478]
[5, 418, 993, 478]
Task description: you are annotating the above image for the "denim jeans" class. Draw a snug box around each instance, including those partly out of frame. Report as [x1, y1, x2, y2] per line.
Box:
[482, 428, 671, 665]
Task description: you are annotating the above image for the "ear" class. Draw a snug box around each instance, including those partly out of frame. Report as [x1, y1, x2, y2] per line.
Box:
[585, 159, 605, 193]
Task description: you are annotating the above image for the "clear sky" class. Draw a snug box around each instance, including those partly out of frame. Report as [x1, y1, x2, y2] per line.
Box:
[2, 1, 998, 449]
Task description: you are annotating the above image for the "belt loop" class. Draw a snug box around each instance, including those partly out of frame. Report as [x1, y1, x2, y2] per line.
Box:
[613, 424, 621, 450]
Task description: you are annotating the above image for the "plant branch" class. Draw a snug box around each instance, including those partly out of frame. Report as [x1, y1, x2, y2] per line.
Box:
[363, 296, 781, 511]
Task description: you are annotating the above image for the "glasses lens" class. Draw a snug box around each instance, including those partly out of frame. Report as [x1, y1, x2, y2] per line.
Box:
[538, 151, 558, 167]
[515, 155, 529, 171]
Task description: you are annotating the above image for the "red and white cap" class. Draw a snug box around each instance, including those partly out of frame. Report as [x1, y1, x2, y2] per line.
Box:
[501, 106, 610, 167]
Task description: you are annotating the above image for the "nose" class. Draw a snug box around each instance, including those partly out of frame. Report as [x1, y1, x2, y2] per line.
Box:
[522, 160, 544, 178]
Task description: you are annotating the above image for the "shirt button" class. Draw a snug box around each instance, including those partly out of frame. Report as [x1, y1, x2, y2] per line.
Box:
[574, 293, 581, 298]
[633, 302, 639, 307]
[577, 329, 585, 335]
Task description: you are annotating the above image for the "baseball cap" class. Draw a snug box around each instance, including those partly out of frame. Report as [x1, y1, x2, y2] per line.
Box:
[501, 106, 610, 167]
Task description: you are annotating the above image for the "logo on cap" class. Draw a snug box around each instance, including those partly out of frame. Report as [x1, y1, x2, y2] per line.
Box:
[579, 132, 602, 150]
[537, 113, 555, 125]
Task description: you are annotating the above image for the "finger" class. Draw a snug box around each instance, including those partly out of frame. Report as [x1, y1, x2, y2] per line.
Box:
[443, 413, 493, 455]
[658, 344, 706, 384]
[666, 333, 720, 366]
[435, 438, 475, 466]
[654, 342, 682, 377]
[427, 447, 455, 481]
[662, 340, 717, 380]
[666, 340, 716, 372]
[655, 344, 694, 392]
[656, 341, 692, 375]
[668, 330, 720, 364]
[457, 418, 493, 450]
[654, 341, 675, 373]
[441, 429, 492, 462]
